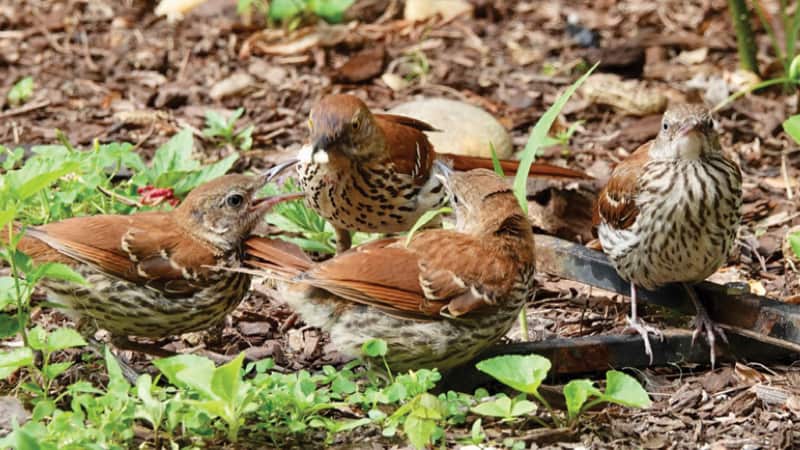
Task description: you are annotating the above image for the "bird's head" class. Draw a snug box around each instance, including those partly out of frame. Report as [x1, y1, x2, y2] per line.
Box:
[301, 94, 384, 164]
[176, 174, 299, 251]
[652, 104, 721, 160]
[435, 167, 533, 250]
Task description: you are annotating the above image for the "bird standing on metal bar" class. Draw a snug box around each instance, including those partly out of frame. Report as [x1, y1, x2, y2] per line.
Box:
[595, 104, 742, 366]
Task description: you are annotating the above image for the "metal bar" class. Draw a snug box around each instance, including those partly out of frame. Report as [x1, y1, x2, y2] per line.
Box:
[534, 234, 800, 352]
[441, 330, 798, 392]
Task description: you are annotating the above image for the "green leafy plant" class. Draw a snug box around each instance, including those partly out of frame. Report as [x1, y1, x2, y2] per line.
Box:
[238, 0, 354, 26]
[7, 76, 34, 107]
[475, 354, 651, 428]
[203, 107, 254, 151]
[718, 1, 800, 109]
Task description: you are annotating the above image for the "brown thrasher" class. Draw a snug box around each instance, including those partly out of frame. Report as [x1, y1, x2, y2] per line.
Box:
[243, 169, 536, 371]
[270, 93, 588, 252]
[15, 174, 299, 352]
[595, 104, 742, 365]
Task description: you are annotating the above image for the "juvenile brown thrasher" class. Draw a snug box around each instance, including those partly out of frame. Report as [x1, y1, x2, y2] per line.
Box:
[243, 168, 536, 372]
[16, 174, 298, 350]
[595, 104, 742, 365]
[270, 93, 588, 252]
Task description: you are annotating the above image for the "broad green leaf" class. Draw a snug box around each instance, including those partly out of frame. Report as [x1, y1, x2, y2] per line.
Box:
[192, 399, 229, 420]
[14, 163, 80, 201]
[135, 374, 165, 428]
[7, 76, 34, 107]
[42, 361, 72, 380]
[326, 417, 371, 433]
[172, 152, 238, 196]
[361, 338, 388, 357]
[27, 326, 47, 351]
[411, 393, 442, 420]
[563, 379, 600, 420]
[309, 0, 355, 22]
[331, 374, 357, 394]
[211, 352, 245, 403]
[475, 354, 551, 394]
[509, 398, 537, 416]
[155, 354, 215, 396]
[790, 54, 800, 81]
[403, 415, 437, 450]
[783, 115, 800, 145]
[513, 63, 597, 213]
[269, 0, 304, 20]
[31, 399, 55, 421]
[601, 370, 651, 408]
[405, 207, 451, 246]
[0, 347, 33, 379]
[0, 314, 21, 339]
[0, 206, 16, 230]
[790, 231, 800, 259]
[46, 327, 87, 352]
[3, 427, 40, 450]
[0, 278, 16, 310]
[203, 110, 232, 137]
[470, 395, 512, 418]
[37, 263, 87, 285]
[150, 129, 195, 178]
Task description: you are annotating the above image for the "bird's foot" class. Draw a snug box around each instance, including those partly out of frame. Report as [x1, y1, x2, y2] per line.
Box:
[623, 316, 664, 364]
[692, 309, 728, 368]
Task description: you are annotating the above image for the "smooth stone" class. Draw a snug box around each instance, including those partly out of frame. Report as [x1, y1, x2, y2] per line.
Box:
[387, 97, 513, 158]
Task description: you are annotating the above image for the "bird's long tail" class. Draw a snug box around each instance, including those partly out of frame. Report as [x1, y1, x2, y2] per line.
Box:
[243, 237, 313, 280]
[441, 153, 590, 179]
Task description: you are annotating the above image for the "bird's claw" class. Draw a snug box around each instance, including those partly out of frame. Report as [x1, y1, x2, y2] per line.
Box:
[624, 316, 664, 365]
[691, 311, 727, 368]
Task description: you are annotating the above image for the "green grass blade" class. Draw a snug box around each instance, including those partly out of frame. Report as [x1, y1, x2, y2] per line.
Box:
[512, 63, 598, 213]
[405, 207, 452, 247]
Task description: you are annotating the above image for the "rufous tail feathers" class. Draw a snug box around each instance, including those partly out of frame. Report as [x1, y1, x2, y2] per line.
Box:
[244, 237, 313, 279]
[443, 153, 590, 179]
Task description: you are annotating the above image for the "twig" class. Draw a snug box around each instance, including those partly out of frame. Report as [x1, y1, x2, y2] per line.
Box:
[96, 186, 142, 208]
[0, 100, 51, 119]
[781, 150, 794, 200]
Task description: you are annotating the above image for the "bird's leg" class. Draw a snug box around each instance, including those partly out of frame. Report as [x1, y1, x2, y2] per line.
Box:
[335, 227, 352, 253]
[623, 283, 664, 364]
[683, 283, 728, 368]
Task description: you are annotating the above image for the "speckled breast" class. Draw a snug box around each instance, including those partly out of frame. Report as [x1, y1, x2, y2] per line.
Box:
[599, 156, 742, 290]
[297, 160, 447, 233]
[44, 268, 251, 338]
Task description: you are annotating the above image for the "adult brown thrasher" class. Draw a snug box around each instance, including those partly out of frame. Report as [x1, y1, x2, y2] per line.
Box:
[15, 174, 299, 352]
[243, 168, 536, 372]
[270, 93, 588, 252]
[595, 104, 742, 365]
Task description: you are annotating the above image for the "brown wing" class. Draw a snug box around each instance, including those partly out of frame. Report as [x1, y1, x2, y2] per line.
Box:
[18, 213, 218, 295]
[295, 231, 516, 320]
[374, 113, 436, 185]
[594, 141, 651, 230]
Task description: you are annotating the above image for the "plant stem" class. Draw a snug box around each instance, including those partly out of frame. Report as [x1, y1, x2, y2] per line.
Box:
[517, 308, 529, 341]
[728, 0, 760, 75]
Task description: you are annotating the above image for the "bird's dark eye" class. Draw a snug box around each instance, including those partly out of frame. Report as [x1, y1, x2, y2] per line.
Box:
[352, 120, 359, 130]
[662, 121, 669, 131]
[226, 193, 244, 208]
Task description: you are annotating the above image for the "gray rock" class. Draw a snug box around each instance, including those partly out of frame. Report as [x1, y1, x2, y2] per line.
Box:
[388, 97, 513, 158]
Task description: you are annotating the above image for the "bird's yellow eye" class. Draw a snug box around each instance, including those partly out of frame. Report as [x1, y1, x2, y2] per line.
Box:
[307, 118, 313, 132]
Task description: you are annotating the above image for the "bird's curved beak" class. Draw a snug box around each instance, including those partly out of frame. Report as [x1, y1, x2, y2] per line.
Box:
[677, 121, 702, 137]
[262, 159, 299, 183]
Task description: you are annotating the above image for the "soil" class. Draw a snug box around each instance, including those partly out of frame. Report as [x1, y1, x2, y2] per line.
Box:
[1, 0, 799, 448]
